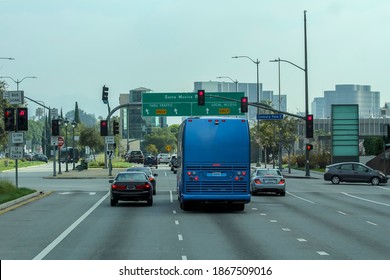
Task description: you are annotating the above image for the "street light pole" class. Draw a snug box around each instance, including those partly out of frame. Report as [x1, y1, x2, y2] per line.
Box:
[269, 58, 283, 171]
[64, 118, 69, 172]
[72, 121, 77, 170]
[216, 76, 238, 92]
[232, 55, 261, 166]
[268, 11, 310, 176]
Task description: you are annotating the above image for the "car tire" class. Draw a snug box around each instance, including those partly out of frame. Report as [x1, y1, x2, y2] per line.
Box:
[331, 176, 340, 184]
[153, 187, 156, 196]
[371, 177, 380, 186]
[146, 196, 153, 206]
[280, 191, 286, 196]
[110, 198, 118, 206]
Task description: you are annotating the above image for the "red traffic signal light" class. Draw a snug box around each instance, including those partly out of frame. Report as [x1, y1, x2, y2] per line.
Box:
[4, 108, 15, 131]
[100, 120, 108, 136]
[17, 107, 28, 131]
[306, 143, 313, 151]
[241, 97, 248, 113]
[306, 114, 314, 138]
[197, 90, 205, 106]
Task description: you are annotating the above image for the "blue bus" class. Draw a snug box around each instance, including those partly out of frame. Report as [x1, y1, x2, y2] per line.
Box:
[177, 117, 251, 211]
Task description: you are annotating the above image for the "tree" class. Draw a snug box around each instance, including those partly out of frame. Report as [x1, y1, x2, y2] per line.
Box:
[79, 124, 105, 154]
[143, 127, 177, 153]
[74, 102, 80, 124]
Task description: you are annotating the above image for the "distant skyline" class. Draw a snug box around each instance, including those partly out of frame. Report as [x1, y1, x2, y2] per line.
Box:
[1, 0, 389, 124]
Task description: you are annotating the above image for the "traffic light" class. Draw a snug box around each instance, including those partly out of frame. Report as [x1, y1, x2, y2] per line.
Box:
[52, 119, 60, 136]
[102, 85, 109, 104]
[113, 120, 119, 135]
[306, 143, 313, 151]
[4, 108, 15, 131]
[197, 89, 205, 105]
[100, 120, 108, 136]
[306, 114, 314, 138]
[16, 108, 28, 131]
[241, 97, 248, 113]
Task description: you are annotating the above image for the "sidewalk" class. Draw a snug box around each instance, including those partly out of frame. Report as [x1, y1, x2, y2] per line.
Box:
[251, 163, 323, 179]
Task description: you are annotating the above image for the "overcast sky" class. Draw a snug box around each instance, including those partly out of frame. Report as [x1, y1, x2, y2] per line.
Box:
[1, 0, 389, 123]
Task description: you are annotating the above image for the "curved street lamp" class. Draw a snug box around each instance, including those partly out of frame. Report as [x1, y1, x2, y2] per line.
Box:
[0, 76, 38, 90]
[216, 76, 238, 92]
[232, 55, 261, 166]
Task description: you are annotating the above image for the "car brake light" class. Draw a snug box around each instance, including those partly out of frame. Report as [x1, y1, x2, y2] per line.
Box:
[279, 179, 285, 184]
[254, 179, 261, 184]
[136, 183, 150, 190]
[112, 184, 126, 190]
[242, 171, 247, 176]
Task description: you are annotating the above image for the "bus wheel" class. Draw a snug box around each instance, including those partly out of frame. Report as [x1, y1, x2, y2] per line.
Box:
[180, 201, 189, 211]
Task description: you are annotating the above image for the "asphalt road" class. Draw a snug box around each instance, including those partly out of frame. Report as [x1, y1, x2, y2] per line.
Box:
[0, 163, 389, 260]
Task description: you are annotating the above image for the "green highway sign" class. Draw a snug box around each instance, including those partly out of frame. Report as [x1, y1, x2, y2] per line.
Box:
[142, 92, 245, 117]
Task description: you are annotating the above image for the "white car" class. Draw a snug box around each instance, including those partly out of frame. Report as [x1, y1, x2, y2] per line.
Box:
[157, 153, 170, 164]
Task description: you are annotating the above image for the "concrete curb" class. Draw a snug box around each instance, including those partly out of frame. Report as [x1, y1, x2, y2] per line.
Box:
[0, 191, 51, 211]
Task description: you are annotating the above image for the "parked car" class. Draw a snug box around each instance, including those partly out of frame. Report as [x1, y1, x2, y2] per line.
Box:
[250, 168, 286, 196]
[157, 153, 170, 164]
[32, 153, 48, 163]
[109, 171, 153, 206]
[127, 150, 144, 164]
[24, 152, 34, 161]
[126, 167, 158, 195]
[324, 162, 388, 185]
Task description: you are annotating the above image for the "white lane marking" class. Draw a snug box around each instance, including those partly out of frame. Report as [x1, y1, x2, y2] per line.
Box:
[341, 192, 390, 207]
[287, 192, 315, 204]
[338, 211, 347, 215]
[173, 210, 177, 214]
[175, 220, 179, 225]
[178, 234, 183, 241]
[317, 251, 329, 256]
[259, 213, 267, 216]
[297, 238, 307, 242]
[33, 192, 110, 260]
[251, 207, 258, 211]
[182, 255, 187, 260]
[366, 221, 378, 226]
[282, 228, 291, 232]
[89, 192, 96, 195]
[169, 190, 173, 203]
[270, 220, 278, 223]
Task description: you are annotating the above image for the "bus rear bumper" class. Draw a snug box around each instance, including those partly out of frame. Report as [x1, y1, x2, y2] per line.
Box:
[181, 194, 251, 204]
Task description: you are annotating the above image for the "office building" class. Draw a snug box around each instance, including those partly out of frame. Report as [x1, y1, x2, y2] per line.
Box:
[312, 84, 380, 119]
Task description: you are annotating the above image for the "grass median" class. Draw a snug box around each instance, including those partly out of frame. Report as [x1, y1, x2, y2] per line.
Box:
[0, 180, 36, 204]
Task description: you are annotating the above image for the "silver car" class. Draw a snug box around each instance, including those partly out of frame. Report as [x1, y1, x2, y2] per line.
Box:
[250, 168, 286, 196]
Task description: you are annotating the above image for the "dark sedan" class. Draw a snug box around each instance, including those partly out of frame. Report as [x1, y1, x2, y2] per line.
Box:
[109, 171, 153, 206]
[32, 153, 48, 163]
[324, 162, 388, 185]
[126, 167, 158, 195]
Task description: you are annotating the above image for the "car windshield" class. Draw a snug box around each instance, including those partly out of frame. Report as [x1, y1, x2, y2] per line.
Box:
[256, 170, 281, 176]
[116, 173, 146, 181]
